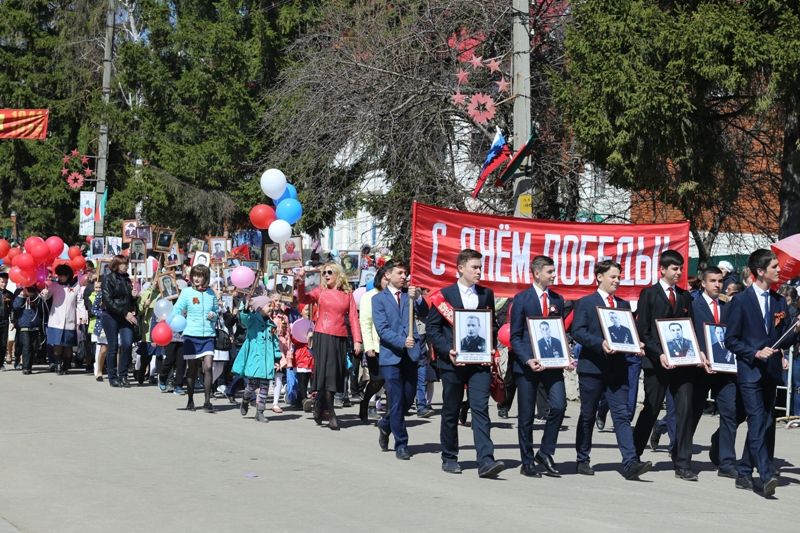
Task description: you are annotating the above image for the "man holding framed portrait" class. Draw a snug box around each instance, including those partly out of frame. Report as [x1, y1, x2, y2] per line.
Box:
[509, 255, 570, 478]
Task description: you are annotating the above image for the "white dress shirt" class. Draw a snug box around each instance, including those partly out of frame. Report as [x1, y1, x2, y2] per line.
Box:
[457, 279, 478, 310]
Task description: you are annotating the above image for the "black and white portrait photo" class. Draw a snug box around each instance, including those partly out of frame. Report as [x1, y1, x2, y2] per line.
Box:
[105, 236, 121, 256]
[453, 309, 493, 364]
[90, 237, 105, 258]
[528, 317, 570, 368]
[193, 251, 211, 267]
[657, 318, 702, 367]
[154, 227, 175, 253]
[597, 307, 642, 354]
[359, 267, 376, 288]
[158, 273, 179, 300]
[274, 273, 295, 303]
[129, 239, 146, 263]
[209, 237, 227, 263]
[704, 323, 737, 373]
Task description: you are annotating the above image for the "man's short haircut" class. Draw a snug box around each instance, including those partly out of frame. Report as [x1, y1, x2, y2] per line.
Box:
[457, 249, 482, 267]
[466, 315, 480, 324]
[539, 321, 550, 329]
[595, 259, 621, 276]
[668, 322, 683, 330]
[383, 259, 408, 273]
[748, 249, 777, 278]
[0, 272, 8, 280]
[531, 255, 554, 273]
[659, 250, 684, 269]
[701, 266, 722, 280]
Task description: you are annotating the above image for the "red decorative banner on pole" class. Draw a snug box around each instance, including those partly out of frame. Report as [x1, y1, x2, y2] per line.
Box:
[0, 109, 49, 140]
[410, 202, 690, 300]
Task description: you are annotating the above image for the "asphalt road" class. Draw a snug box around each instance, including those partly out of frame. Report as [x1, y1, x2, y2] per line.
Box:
[0, 369, 797, 532]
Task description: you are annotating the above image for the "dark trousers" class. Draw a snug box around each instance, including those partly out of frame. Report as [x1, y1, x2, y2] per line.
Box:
[654, 389, 676, 450]
[633, 367, 697, 470]
[159, 341, 186, 386]
[18, 329, 39, 371]
[597, 360, 641, 422]
[440, 366, 494, 467]
[577, 372, 637, 467]
[516, 369, 566, 465]
[693, 375, 742, 470]
[102, 315, 134, 381]
[738, 380, 777, 482]
[0, 321, 8, 362]
[378, 358, 417, 448]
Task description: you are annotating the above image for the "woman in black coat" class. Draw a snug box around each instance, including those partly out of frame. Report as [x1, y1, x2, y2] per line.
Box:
[101, 255, 138, 387]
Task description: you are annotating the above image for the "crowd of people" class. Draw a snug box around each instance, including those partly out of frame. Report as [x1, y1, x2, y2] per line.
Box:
[0, 242, 797, 498]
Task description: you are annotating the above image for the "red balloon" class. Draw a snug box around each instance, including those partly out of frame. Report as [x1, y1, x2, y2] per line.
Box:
[498, 323, 511, 348]
[249, 204, 276, 230]
[0, 239, 9, 259]
[29, 242, 50, 264]
[85, 235, 93, 243]
[23, 236, 44, 251]
[15, 252, 35, 272]
[8, 266, 23, 285]
[19, 270, 35, 287]
[45, 236, 64, 257]
[6, 247, 21, 265]
[151, 322, 174, 347]
[70, 255, 87, 272]
[68, 245, 82, 259]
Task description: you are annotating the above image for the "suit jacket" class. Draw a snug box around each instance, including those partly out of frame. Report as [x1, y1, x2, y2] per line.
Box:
[608, 324, 633, 345]
[635, 283, 693, 370]
[276, 283, 292, 294]
[426, 282, 497, 372]
[667, 337, 695, 358]
[509, 286, 565, 374]
[372, 287, 429, 366]
[570, 292, 631, 376]
[537, 337, 564, 359]
[725, 285, 796, 384]
[712, 342, 734, 364]
[460, 335, 486, 352]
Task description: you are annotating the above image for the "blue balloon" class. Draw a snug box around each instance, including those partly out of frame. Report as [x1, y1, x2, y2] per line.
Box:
[169, 315, 187, 333]
[276, 183, 298, 203]
[276, 198, 302, 224]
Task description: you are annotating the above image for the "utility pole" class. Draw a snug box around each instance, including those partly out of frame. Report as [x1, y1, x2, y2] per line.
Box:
[95, 0, 115, 237]
[511, 0, 531, 217]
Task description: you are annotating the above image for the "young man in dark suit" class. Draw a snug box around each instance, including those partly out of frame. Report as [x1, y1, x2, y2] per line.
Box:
[725, 249, 796, 497]
[690, 266, 739, 479]
[570, 259, 651, 480]
[633, 249, 705, 482]
[509, 255, 569, 478]
[426, 249, 505, 478]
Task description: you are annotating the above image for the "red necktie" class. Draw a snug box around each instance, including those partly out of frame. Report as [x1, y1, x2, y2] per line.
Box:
[607, 295, 615, 308]
[541, 292, 549, 317]
[668, 287, 676, 308]
[396, 291, 401, 306]
[712, 299, 720, 323]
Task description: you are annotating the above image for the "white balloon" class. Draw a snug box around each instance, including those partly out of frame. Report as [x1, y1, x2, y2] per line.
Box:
[268, 219, 292, 243]
[154, 298, 174, 321]
[260, 168, 287, 199]
[176, 278, 188, 289]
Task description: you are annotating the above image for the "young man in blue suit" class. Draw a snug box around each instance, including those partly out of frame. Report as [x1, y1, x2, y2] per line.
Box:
[570, 259, 651, 480]
[372, 261, 429, 460]
[509, 255, 570, 478]
[725, 249, 795, 497]
[426, 249, 505, 478]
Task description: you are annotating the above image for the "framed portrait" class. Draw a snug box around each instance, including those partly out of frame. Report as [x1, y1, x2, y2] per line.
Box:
[193, 251, 211, 268]
[157, 272, 179, 300]
[656, 318, 702, 367]
[263, 243, 281, 271]
[122, 219, 138, 243]
[90, 237, 105, 258]
[222, 268, 233, 288]
[280, 236, 303, 270]
[164, 245, 181, 268]
[241, 260, 259, 271]
[129, 238, 147, 263]
[274, 272, 295, 303]
[154, 227, 176, 253]
[596, 307, 642, 354]
[527, 317, 570, 369]
[453, 309, 494, 364]
[208, 236, 227, 264]
[220, 294, 234, 313]
[97, 259, 112, 279]
[341, 252, 360, 281]
[304, 268, 321, 292]
[131, 262, 147, 280]
[227, 257, 241, 267]
[238, 270, 262, 296]
[704, 323, 736, 373]
[265, 261, 281, 281]
[136, 225, 152, 247]
[358, 267, 377, 288]
[105, 236, 122, 256]
[188, 237, 207, 253]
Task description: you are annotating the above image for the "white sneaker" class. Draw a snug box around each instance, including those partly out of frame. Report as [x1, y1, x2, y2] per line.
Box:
[216, 385, 226, 394]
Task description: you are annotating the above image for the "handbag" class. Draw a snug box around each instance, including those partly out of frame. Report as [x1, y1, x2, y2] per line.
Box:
[214, 318, 232, 351]
[489, 351, 506, 404]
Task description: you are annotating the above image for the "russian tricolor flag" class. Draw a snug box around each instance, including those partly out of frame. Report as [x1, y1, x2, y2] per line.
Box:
[471, 127, 511, 198]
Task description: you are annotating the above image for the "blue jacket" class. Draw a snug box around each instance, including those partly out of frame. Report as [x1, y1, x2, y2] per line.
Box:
[169, 286, 218, 338]
[509, 286, 564, 374]
[372, 287, 429, 366]
[231, 311, 281, 379]
[570, 292, 631, 376]
[12, 295, 45, 329]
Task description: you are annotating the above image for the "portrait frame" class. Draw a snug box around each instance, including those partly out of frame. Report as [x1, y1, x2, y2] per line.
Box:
[237, 269, 262, 297]
[704, 322, 737, 374]
[122, 219, 138, 243]
[241, 260, 259, 271]
[279, 236, 303, 270]
[527, 317, 570, 369]
[96, 258, 112, 279]
[341, 252, 360, 281]
[263, 243, 281, 271]
[453, 308, 494, 364]
[105, 236, 122, 256]
[188, 237, 207, 253]
[90, 237, 105, 258]
[303, 268, 321, 293]
[222, 267, 233, 288]
[596, 307, 642, 354]
[163, 245, 181, 268]
[157, 272, 179, 300]
[192, 251, 211, 268]
[136, 225, 153, 245]
[154, 227, 176, 253]
[656, 318, 702, 367]
[129, 238, 147, 263]
[358, 267, 377, 288]
[273, 272, 295, 303]
[208, 236, 227, 264]
[220, 294, 234, 313]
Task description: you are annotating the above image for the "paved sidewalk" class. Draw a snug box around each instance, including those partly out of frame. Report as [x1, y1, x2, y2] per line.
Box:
[0, 369, 797, 532]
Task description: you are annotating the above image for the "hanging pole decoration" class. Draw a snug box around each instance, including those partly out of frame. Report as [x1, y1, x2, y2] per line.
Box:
[61, 149, 94, 190]
[0, 109, 49, 140]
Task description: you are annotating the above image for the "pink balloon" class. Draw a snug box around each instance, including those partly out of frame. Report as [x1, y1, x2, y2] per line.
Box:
[290, 318, 314, 343]
[352, 286, 367, 306]
[230, 266, 255, 289]
[498, 323, 511, 348]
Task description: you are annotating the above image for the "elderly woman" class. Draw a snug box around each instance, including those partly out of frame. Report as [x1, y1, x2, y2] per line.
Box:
[42, 264, 80, 375]
[298, 262, 362, 430]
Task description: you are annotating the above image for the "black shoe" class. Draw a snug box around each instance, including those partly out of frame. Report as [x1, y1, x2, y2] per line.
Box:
[761, 477, 778, 498]
[735, 476, 753, 490]
[478, 460, 506, 479]
[534, 452, 561, 478]
[378, 425, 390, 451]
[417, 407, 434, 418]
[395, 446, 411, 460]
[342, 397, 351, 408]
[497, 407, 509, 419]
[623, 460, 652, 480]
[240, 399, 250, 416]
[577, 462, 595, 476]
[95, 375, 103, 382]
[120, 376, 131, 388]
[22, 369, 32, 375]
[442, 461, 462, 474]
[186, 399, 196, 411]
[675, 469, 699, 481]
[255, 410, 269, 423]
[717, 467, 738, 479]
[109, 378, 120, 388]
[520, 464, 541, 478]
[595, 415, 606, 431]
[203, 401, 215, 413]
[650, 426, 663, 451]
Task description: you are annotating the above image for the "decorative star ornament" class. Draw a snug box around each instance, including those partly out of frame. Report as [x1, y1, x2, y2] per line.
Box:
[495, 77, 511, 94]
[468, 55, 484, 70]
[455, 68, 470, 85]
[466, 93, 497, 124]
[486, 58, 501, 73]
[451, 91, 467, 107]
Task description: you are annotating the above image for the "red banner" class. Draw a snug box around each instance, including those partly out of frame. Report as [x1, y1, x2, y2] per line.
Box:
[410, 202, 690, 300]
[0, 109, 49, 140]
